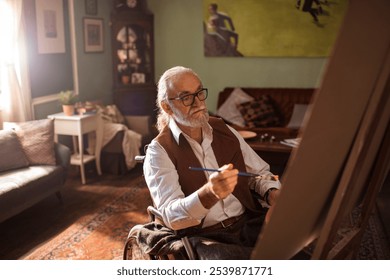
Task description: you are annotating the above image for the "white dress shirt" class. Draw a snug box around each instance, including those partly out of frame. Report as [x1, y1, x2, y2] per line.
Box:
[143, 119, 281, 230]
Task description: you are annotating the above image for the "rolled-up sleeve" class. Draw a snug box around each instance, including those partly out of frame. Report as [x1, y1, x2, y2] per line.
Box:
[227, 127, 282, 201]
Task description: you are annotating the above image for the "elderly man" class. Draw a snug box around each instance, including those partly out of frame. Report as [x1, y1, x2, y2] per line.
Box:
[142, 66, 281, 259]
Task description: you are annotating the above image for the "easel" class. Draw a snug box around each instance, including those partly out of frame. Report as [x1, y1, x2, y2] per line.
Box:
[251, 0, 390, 260]
[312, 72, 390, 259]
[312, 0, 390, 258]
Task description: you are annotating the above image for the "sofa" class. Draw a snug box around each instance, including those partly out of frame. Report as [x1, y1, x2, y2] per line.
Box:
[0, 119, 71, 223]
[216, 87, 315, 139]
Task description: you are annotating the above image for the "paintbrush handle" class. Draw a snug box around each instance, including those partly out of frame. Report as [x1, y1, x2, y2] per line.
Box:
[188, 167, 279, 181]
[188, 166, 258, 177]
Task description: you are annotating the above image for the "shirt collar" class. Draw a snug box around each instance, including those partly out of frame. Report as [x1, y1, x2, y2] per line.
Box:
[168, 118, 213, 145]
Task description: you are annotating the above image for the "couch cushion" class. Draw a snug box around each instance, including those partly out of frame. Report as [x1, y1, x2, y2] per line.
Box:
[216, 87, 254, 126]
[0, 165, 60, 195]
[0, 130, 29, 172]
[237, 95, 282, 128]
[4, 119, 56, 165]
[0, 165, 64, 223]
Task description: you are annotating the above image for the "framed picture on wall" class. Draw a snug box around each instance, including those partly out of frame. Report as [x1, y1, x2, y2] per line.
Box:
[202, 0, 348, 57]
[35, 0, 65, 54]
[85, 0, 98, 15]
[83, 18, 104, 53]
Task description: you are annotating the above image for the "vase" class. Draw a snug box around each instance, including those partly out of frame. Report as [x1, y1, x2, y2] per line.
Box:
[62, 105, 75, 116]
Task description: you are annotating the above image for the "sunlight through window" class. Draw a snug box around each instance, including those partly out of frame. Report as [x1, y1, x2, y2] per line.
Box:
[0, 2, 15, 62]
[0, 1, 19, 110]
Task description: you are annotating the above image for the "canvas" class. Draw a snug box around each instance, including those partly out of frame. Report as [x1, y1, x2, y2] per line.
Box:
[251, 0, 390, 259]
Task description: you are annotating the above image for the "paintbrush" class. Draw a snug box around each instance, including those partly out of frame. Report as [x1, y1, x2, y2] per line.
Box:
[188, 167, 279, 181]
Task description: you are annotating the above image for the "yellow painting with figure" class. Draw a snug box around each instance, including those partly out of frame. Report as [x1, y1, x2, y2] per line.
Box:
[203, 0, 348, 57]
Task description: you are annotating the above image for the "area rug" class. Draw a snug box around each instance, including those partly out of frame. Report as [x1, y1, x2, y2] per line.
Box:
[19, 174, 388, 260]
[302, 206, 390, 260]
[349, 208, 390, 259]
[23, 176, 152, 260]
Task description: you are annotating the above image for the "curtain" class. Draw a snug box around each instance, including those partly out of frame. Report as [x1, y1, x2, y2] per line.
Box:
[0, 0, 32, 123]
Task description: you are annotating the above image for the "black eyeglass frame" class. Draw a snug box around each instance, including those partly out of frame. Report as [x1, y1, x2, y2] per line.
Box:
[167, 88, 208, 106]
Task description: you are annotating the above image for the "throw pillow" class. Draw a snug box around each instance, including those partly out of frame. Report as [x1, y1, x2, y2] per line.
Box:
[216, 88, 254, 126]
[5, 119, 56, 165]
[0, 130, 29, 172]
[237, 95, 282, 128]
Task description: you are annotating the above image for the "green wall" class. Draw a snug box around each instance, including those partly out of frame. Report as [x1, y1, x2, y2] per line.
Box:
[31, 0, 113, 119]
[73, 0, 113, 106]
[25, 0, 73, 98]
[33, 0, 328, 119]
[147, 0, 327, 112]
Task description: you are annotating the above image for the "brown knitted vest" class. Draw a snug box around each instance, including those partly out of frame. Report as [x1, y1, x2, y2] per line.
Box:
[156, 117, 261, 213]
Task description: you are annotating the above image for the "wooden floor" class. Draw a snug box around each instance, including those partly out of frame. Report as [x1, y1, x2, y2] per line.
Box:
[0, 163, 388, 260]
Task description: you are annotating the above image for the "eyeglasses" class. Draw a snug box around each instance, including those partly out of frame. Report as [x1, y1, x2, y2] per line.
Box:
[168, 88, 208, 106]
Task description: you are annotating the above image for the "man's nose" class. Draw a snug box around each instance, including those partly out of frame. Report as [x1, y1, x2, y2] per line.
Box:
[192, 95, 203, 106]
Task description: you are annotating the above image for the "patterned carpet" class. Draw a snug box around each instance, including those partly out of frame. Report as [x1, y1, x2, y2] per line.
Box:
[0, 165, 151, 260]
[301, 207, 390, 260]
[356, 212, 390, 259]
[0, 165, 388, 260]
[23, 177, 151, 260]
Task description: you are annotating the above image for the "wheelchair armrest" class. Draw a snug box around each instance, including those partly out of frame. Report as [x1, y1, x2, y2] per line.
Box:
[147, 206, 163, 222]
[135, 155, 146, 163]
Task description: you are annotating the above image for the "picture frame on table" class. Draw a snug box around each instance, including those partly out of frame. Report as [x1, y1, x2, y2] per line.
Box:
[131, 73, 145, 84]
[83, 18, 104, 53]
[85, 0, 98, 15]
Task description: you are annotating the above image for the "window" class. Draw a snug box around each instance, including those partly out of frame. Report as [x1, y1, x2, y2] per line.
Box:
[0, 1, 16, 109]
[0, 0, 32, 121]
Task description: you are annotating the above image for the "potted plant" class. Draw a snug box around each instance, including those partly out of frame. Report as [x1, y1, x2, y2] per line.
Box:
[59, 90, 78, 116]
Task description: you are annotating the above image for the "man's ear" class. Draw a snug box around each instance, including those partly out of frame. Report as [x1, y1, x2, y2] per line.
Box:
[161, 101, 173, 115]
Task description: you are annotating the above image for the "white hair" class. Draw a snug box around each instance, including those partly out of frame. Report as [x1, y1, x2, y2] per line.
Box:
[155, 66, 200, 132]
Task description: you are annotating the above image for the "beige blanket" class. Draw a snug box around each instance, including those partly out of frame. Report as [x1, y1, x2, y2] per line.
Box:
[87, 105, 143, 170]
[88, 121, 142, 170]
[102, 122, 142, 169]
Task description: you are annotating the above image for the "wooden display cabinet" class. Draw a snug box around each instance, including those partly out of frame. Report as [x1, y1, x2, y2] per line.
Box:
[110, 0, 156, 118]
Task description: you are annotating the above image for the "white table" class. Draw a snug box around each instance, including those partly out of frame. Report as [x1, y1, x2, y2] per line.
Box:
[48, 112, 103, 184]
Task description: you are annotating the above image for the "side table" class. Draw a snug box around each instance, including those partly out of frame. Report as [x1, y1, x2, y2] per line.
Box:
[246, 137, 293, 176]
[48, 112, 103, 184]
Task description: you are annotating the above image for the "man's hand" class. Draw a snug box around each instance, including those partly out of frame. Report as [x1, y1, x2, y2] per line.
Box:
[209, 164, 238, 199]
[264, 189, 280, 224]
[267, 188, 280, 206]
[198, 164, 238, 209]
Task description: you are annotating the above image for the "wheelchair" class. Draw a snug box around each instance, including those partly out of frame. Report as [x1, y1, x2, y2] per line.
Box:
[123, 154, 256, 260]
[123, 153, 197, 260]
[123, 204, 197, 260]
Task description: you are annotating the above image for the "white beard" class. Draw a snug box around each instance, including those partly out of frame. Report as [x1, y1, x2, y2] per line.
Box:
[171, 106, 209, 128]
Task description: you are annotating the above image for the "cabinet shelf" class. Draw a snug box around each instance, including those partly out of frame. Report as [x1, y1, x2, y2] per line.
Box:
[110, 0, 156, 121]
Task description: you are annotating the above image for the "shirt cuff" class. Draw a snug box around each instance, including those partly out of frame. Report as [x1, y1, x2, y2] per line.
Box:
[183, 191, 209, 220]
[257, 180, 281, 197]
